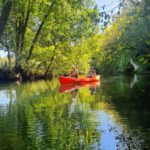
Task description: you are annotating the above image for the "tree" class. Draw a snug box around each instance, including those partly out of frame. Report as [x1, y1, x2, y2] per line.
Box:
[0, 0, 12, 40]
[93, 0, 150, 74]
[0, 0, 100, 79]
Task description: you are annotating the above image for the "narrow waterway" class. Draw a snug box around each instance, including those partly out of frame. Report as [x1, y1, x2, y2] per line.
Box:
[0, 75, 150, 150]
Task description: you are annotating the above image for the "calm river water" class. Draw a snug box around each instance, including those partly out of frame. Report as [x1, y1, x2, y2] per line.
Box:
[0, 75, 150, 150]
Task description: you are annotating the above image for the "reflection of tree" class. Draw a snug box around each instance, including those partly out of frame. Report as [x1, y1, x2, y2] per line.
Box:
[97, 75, 150, 149]
[0, 80, 100, 149]
[0, 85, 25, 149]
[29, 91, 100, 149]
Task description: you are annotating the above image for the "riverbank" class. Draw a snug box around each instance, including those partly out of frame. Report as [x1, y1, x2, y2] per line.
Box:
[0, 68, 53, 83]
[0, 64, 150, 84]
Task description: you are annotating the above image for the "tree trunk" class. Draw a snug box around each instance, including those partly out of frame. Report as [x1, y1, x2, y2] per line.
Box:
[0, 0, 12, 39]
[6, 45, 11, 67]
[26, 2, 55, 63]
[15, 52, 19, 69]
[130, 58, 138, 72]
[44, 43, 57, 78]
[44, 55, 55, 78]
[14, 0, 34, 70]
[20, 0, 35, 52]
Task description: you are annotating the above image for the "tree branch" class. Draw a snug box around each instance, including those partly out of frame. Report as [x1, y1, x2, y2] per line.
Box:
[26, 2, 55, 63]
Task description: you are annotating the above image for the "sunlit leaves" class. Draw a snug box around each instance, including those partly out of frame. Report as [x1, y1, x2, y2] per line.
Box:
[0, 0, 99, 77]
[93, 0, 150, 74]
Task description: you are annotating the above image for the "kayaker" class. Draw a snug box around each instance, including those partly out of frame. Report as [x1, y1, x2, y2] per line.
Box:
[88, 66, 96, 78]
[71, 89, 78, 99]
[70, 89, 78, 115]
[89, 86, 96, 95]
[70, 66, 78, 78]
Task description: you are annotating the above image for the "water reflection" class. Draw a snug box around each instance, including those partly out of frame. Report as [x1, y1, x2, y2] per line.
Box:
[0, 75, 149, 149]
[71, 89, 78, 99]
[130, 74, 138, 88]
[59, 81, 100, 94]
[89, 86, 96, 95]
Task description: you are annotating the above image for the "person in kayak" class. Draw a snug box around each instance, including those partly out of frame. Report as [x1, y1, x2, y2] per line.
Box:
[89, 86, 96, 95]
[70, 66, 78, 78]
[88, 66, 96, 78]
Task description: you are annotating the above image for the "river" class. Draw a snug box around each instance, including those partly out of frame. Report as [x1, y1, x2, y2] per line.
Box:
[0, 75, 150, 150]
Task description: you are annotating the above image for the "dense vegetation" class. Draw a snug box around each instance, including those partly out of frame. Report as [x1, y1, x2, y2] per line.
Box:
[0, 0, 150, 81]
[0, 0, 99, 80]
[93, 0, 150, 74]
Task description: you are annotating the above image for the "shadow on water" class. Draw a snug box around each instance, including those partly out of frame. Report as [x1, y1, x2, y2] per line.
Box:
[0, 75, 150, 149]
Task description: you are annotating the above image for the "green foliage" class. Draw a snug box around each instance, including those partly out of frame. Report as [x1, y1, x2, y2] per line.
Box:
[93, 0, 150, 74]
[1, 0, 149, 77]
[0, 0, 99, 77]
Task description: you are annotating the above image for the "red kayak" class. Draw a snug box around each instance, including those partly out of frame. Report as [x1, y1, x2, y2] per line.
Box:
[59, 75, 100, 84]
